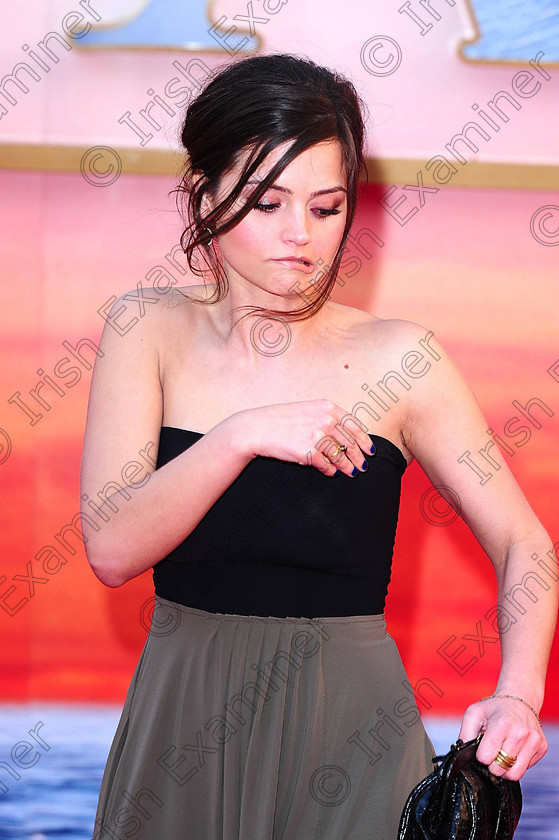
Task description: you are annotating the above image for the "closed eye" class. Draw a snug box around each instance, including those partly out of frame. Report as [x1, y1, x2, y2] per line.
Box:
[254, 202, 343, 219]
[254, 202, 280, 212]
[316, 208, 342, 218]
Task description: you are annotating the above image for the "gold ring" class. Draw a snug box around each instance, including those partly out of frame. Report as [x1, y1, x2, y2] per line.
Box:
[493, 749, 517, 770]
[334, 443, 347, 455]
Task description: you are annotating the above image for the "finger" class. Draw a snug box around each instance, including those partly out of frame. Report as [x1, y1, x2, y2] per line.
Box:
[512, 729, 548, 778]
[322, 439, 366, 478]
[485, 742, 522, 779]
[319, 446, 349, 476]
[478, 731, 536, 781]
[526, 737, 548, 769]
[457, 713, 520, 778]
[478, 724, 547, 780]
[333, 427, 375, 472]
[476, 726, 518, 764]
[322, 456, 344, 477]
[335, 425, 376, 452]
[457, 705, 487, 743]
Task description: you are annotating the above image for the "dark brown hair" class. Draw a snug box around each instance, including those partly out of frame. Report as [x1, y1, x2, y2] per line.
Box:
[174, 52, 368, 325]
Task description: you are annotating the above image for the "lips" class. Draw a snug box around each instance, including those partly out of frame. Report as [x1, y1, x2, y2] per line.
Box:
[272, 257, 314, 274]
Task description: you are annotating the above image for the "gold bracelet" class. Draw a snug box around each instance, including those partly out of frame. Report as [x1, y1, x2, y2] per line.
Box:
[478, 693, 542, 727]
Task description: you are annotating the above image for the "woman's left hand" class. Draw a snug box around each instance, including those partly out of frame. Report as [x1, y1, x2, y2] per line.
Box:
[458, 695, 548, 781]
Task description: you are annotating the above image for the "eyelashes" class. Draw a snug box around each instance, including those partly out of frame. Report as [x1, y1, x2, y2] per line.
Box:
[253, 202, 342, 219]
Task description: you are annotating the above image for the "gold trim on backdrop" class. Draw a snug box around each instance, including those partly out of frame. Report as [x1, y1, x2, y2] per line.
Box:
[0, 143, 179, 177]
[0, 143, 557, 189]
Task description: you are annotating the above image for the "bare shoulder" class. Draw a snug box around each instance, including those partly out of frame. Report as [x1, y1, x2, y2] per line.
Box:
[133, 282, 211, 324]
[329, 302, 442, 365]
[360, 313, 439, 355]
[103, 282, 211, 348]
[355, 314, 469, 406]
[155, 282, 212, 325]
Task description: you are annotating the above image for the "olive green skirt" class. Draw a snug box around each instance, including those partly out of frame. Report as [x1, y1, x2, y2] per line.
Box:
[92, 596, 435, 839]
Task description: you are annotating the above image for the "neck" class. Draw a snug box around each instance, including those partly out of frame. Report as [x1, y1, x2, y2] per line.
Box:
[207, 280, 328, 363]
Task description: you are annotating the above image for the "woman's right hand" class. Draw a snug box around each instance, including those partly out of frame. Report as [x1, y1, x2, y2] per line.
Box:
[227, 399, 375, 477]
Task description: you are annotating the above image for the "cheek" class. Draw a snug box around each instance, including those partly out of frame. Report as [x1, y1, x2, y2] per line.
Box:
[221, 215, 270, 257]
[319, 217, 347, 257]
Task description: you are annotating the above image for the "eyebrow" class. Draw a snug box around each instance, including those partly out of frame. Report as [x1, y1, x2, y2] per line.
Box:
[245, 179, 347, 198]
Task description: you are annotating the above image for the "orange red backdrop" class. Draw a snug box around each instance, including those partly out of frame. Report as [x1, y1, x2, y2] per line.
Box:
[0, 172, 557, 717]
[0, 0, 557, 720]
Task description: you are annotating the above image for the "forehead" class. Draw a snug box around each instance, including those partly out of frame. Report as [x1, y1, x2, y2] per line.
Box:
[224, 139, 346, 192]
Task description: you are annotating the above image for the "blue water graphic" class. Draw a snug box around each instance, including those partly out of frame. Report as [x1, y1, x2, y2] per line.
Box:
[78, 0, 259, 53]
[464, 0, 559, 62]
[0, 706, 557, 839]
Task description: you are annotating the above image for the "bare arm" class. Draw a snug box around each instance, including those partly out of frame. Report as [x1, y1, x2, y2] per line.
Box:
[395, 321, 556, 779]
[80, 293, 254, 588]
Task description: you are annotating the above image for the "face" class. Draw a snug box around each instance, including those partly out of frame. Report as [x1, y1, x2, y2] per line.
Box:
[208, 140, 348, 304]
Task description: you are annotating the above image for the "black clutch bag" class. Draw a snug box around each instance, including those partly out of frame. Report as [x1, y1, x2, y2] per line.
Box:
[398, 734, 522, 839]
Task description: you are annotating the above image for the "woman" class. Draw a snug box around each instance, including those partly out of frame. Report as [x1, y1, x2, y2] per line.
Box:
[82, 53, 555, 839]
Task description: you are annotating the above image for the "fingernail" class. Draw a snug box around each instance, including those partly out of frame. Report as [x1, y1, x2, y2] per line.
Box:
[369, 443, 376, 454]
[333, 470, 340, 477]
[362, 460, 368, 471]
[351, 466, 358, 477]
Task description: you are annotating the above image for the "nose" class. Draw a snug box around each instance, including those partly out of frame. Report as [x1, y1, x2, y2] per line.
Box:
[281, 205, 311, 245]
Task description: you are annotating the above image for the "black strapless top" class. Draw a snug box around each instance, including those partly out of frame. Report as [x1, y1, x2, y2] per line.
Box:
[152, 426, 407, 618]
